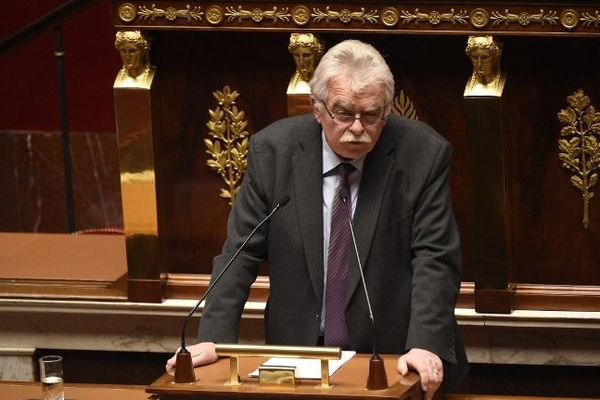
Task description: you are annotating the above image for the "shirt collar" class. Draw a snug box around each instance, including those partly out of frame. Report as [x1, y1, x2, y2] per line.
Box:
[321, 131, 365, 176]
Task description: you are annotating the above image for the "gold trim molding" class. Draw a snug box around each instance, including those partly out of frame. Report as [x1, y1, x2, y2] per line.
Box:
[490, 9, 559, 27]
[115, 3, 600, 33]
[557, 89, 600, 229]
[400, 8, 468, 26]
[205, 86, 249, 206]
[581, 10, 600, 28]
[138, 4, 203, 21]
[225, 6, 290, 23]
[312, 7, 379, 24]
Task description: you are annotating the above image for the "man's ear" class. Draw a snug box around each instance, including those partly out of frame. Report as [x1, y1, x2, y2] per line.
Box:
[310, 96, 322, 124]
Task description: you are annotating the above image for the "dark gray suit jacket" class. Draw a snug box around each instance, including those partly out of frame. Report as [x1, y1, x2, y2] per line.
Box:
[198, 113, 468, 390]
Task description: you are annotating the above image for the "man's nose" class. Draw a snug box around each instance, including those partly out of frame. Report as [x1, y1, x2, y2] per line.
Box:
[348, 117, 366, 132]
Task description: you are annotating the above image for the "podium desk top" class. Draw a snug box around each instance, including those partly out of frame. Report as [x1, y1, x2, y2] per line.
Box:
[0, 381, 149, 400]
[147, 353, 421, 400]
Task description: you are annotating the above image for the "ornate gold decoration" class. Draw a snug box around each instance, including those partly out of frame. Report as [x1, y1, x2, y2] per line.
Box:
[118, 2, 137, 22]
[581, 10, 600, 28]
[206, 5, 224, 25]
[312, 7, 379, 24]
[138, 4, 203, 21]
[470, 8, 490, 29]
[205, 86, 249, 205]
[400, 8, 468, 25]
[557, 89, 600, 229]
[381, 7, 399, 27]
[560, 9, 580, 29]
[114, 30, 155, 89]
[292, 5, 311, 26]
[225, 6, 291, 23]
[392, 89, 419, 121]
[464, 36, 505, 97]
[490, 9, 558, 26]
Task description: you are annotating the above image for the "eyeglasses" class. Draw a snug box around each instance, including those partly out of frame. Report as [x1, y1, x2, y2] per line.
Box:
[321, 102, 385, 127]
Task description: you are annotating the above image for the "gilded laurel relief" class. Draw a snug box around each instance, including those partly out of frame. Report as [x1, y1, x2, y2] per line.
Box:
[392, 90, 419, 121]
[557, 89, 600, 229]
[205, 86, 249, 205]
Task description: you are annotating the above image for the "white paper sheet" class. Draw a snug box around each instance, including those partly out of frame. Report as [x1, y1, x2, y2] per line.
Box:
[249, 350, 356, 380]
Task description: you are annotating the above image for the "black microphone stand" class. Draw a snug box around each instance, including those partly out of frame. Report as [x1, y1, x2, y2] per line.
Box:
[341, 192, 388, 390]
[174, 197, 289, 383]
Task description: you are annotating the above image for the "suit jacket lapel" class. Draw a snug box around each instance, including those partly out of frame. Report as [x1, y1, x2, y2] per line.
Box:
[292, 124, 325, 304]
[346, 130, 396, 304]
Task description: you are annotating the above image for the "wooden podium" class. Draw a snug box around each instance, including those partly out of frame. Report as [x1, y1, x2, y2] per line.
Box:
[147, 354, 421, 400]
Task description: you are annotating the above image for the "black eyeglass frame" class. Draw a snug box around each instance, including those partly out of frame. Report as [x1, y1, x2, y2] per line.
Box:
[320, 101, 387, 127]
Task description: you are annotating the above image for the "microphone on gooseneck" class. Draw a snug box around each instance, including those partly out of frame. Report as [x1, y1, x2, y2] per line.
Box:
[339, 189, 388, 390]
[174, 195, 290, 383]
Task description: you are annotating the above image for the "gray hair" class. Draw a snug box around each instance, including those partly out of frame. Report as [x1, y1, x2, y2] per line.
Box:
[309, 39, 395, 113]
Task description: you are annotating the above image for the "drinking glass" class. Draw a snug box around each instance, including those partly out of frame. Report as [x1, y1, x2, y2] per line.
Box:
[39, 355, 64, 400]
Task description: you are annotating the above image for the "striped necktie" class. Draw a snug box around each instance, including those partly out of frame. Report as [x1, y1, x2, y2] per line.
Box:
[324, 163, 353, 348]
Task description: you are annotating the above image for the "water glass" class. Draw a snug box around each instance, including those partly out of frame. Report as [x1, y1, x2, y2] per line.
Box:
[39, 355, 64, 400]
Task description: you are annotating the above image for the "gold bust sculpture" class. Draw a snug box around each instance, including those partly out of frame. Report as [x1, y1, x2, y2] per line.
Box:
[464, 36, 506, 97]
[287, 33, 325, 95]
[114, 30, 155, 89]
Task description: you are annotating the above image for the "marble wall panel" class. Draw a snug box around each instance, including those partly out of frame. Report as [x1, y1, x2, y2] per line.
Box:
[0, 130, 123, 233]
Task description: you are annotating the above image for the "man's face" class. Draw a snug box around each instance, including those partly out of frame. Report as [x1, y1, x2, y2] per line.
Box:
[313, 78, 387, 160]
[292, 46, 317, 82]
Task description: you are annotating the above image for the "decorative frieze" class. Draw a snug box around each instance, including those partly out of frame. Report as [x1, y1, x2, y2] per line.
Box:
[115, 2, 600, 35]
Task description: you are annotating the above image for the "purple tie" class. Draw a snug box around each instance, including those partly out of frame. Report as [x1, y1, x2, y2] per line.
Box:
[324, 163, 353, 348]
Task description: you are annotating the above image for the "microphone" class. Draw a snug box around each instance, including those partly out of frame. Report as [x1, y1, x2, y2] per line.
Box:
[174, 196, 291, 383]
[339, 189, 388, 390]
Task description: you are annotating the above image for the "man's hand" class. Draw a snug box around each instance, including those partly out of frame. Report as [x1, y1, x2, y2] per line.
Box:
[397, 348, 443, 400]
[165, 342, 218, 375]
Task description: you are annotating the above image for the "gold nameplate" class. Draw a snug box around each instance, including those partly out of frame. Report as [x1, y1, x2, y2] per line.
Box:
[258, 365, 297, 386]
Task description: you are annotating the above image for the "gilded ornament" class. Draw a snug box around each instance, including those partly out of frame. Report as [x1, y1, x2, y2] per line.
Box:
[464, 36, 505, 97]
[138, 4, 203, 22]
[400, 8, 468, 26]
[490, 9, 558, 26]
[581, 11, 600, 28]
[339, 9, 353, 23]
[557, 89, 600, 229]
[292, 5, 311, 26]
[206, 5, 224, 25]
[470, 8, 490, 29]
[392, 89, 419, 121]
[312, 7, 379, 24]
[252, 8, 264, 22]
[114, 30, 155, 89]
[225, 6, 291, 23]
[288, 33, 325, 87]
[205, 86, 249, 205]
[560, 9, 579, 29]
[118, 2, 137, 22]
[381, 7, 399, 27]
[165, 7, 178, 21]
